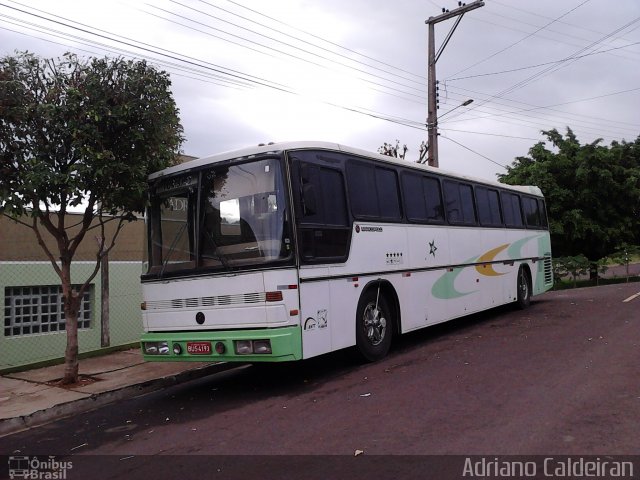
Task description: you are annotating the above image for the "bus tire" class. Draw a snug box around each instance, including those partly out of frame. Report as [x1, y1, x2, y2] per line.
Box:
[355, 289, 393, 362]
[516, 265, 531, 309]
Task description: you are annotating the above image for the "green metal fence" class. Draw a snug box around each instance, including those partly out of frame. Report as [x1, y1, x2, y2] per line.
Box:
[0, 261, 143, 371]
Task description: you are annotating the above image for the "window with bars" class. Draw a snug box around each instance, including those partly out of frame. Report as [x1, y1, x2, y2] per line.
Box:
[4, 285, 92, 337]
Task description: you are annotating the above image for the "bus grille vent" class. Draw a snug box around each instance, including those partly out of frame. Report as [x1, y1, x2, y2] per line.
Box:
[146, 292, 267, 310]
[544, 256, 553, 285]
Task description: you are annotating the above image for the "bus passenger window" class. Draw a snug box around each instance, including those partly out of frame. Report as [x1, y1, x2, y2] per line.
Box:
[522, 196, 542, 228]
[347, 162, 401, 221]
[476, 187, 503, 227]
[444, 181, 476, 225]
[402, 174, 444, 223]
[502, 192, 524, 227]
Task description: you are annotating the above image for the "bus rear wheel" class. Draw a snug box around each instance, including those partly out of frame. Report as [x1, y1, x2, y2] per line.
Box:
[355, 289, 393, 362]
[516, 266, 531, 309]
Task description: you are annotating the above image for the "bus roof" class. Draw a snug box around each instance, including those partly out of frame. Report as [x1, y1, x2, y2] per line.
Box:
[151, 141, 543, 197]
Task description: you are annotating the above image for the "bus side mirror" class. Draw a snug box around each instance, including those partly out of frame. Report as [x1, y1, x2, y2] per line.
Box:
[302, 184, 317, 216]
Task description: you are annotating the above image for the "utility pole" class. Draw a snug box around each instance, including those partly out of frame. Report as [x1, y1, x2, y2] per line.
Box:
[426, 0, 484, 167]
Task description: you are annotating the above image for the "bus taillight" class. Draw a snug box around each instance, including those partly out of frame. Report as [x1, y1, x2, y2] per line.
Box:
[266, 291, 283, 302]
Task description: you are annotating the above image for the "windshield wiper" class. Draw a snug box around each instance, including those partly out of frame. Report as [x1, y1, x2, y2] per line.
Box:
[201, 226, 233, 271]
[160, 222, 188, 278]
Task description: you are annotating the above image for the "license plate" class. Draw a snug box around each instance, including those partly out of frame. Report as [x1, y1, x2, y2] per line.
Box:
[187, 341, 211, 355]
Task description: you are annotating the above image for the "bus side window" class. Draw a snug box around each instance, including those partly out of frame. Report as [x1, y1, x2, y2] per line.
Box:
[401, 173, 444, 223]
[502, 192, 524, 228]
[538, 199, 549, 229]
[476, 186, 503, 227]
[522, 196, 543, 228]
[444, 180, 477, 225]
[293, 159, 351, 263]
[346, 162, 402, 221]
[424, 177, 445, 222]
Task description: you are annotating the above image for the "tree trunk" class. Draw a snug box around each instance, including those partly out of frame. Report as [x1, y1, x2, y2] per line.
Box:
[61, 263, 80, 385]
[100, 252, 110, 348]
[626, 261, 630, 283]
[62, 293, 81, 384]
[589, 264, 598, 284]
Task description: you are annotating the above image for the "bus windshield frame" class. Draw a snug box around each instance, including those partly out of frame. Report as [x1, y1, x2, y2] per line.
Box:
[143, 155, 294, 279]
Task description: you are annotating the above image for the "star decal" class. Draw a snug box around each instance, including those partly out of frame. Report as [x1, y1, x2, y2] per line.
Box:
[429, 240, 438, 258]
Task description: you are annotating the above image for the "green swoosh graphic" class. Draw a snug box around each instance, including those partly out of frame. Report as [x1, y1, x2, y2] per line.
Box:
[432, 255, 478, 299]
[507, 235, 540, 259]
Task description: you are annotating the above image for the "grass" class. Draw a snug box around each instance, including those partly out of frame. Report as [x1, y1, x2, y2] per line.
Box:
[603, 255, 640, 267]
[553, 275, 640, 291]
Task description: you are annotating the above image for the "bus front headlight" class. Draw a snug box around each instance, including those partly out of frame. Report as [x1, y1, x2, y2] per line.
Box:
[235, 340, 252, 355]
[144, 341, 170, 355]
[253, 340, 272, 354]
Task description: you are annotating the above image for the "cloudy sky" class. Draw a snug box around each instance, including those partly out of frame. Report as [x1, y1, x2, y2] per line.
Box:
[1, 0, 639, 181]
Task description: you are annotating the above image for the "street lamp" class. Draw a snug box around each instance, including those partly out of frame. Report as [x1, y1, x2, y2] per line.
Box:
[438, 98, 474, 119]
[426, 98, 473, 167]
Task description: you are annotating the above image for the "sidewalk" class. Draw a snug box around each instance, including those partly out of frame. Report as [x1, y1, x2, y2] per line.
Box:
[0, 349, 240, 437]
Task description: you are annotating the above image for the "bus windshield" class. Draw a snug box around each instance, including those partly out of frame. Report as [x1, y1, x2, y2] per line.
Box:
[146, 157, 290, 275]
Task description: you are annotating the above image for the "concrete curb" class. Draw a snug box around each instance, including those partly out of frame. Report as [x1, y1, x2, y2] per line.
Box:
[0, 362, 242, 438]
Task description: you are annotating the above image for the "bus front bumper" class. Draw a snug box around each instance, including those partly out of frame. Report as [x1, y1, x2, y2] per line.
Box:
[141, 326, 302, 363]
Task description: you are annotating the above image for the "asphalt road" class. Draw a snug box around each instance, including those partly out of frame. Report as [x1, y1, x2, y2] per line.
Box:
[2, 283, 639, 478]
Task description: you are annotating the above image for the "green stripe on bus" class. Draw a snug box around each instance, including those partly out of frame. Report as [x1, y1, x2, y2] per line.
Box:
[141, 326, 302, 362]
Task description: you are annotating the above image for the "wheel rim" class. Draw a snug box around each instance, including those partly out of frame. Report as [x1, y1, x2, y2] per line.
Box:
[362, 302, 387, 346]
[519, 270, 529, 300]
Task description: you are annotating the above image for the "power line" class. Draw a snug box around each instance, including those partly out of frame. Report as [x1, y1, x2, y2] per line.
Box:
[0, 5, 430, 139]
[3, 7, 630, 148]
[435, 87, 635, 143]
[464, 15, 640, 68]
[476, 9, 640, 64]
[448, 0, 592, 79]
[5, 0, 636, 139]
[159, 0, 426, 91]
[491, 0, 640, 46]
[0, 2, 303, 93]
[0, 10, 260, 90]
[446, 41, 640, 81]
[438, 128, 540, 141]
[4, 0, 427, 106]
[0, 12, 542, 172]
[441, 75, 640, 138]
[439, 88, 640, 143]
[196, 0, 426, 85]
[2, 0, 636, 169]
[459, 16, 640, 119]
[225, 0, 425, 81]
[138, 2, 429, 102]
[441, 136, 507, 170]
[443, 84, 640, 133]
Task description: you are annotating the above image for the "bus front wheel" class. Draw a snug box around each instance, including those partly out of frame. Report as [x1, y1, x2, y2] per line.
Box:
[516, 266, 531, 309]
[355, 289, 393, 362]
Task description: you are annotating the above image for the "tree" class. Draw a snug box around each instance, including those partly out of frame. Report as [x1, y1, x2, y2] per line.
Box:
[0, 52, 184, 384]
[499, 128, 640, 263]
[609, 243, 640, 283]
[378, 140, 407, 160]
[554, 255, 590, 288]
[378, 140, 428, 163]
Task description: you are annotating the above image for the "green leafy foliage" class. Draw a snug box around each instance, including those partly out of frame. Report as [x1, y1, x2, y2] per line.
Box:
[499, 128, 640, 261]
[608, 243, 640, 282]
[553, 255, 590, 288]
[1, 52, 183, 218]
[0, 51, 184, 383]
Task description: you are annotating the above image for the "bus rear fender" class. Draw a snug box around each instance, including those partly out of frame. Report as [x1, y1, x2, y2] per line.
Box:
[518, 262, 532, 288]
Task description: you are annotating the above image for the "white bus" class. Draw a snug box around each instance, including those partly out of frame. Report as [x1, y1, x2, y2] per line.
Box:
[140, 142, 553, 363]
